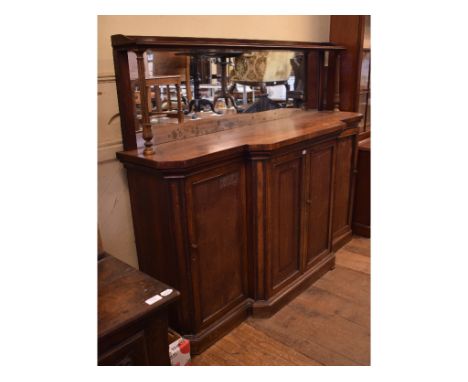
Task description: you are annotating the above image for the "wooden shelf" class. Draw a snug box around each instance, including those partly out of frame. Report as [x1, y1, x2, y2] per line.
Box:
[112, 34, 346, 52]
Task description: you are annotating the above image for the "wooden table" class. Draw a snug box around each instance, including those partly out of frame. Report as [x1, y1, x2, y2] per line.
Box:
[211, 51, 243, 111]
[98, 253, 180, 365]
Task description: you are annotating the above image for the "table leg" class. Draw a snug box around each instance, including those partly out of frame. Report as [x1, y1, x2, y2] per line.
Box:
[155, 86, 162, 113]
[166, 85, 172, 110]
[176, 83, 183, 123]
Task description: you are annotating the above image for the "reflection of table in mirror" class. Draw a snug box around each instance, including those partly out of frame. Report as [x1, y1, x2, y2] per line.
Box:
[176, 51, 218, 114]
[198, 84, 221, 99]
[176, 50, 243, 114]
[212, 52, 243, 112]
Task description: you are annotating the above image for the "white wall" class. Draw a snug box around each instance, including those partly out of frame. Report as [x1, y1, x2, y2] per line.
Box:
[98, 15, 331, 268]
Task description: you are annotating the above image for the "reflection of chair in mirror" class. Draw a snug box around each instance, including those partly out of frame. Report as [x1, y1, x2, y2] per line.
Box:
[151, 52, 192, 112]
[229, 51, 295, 113]
[133, 75, 184, 124]
[147, 76, 184, 123]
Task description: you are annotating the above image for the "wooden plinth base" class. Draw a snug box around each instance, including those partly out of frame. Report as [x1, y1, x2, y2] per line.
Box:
[185, 299, 253, 355]
[352, 222, 370, 238]
[252, 254, 335, 318]
[184, 255, 336, 354]
[332, 228, 353, 252]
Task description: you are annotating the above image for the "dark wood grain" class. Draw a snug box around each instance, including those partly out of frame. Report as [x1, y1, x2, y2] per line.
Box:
[270, 151, 303, 292]
[112, 34, 345, 51]
[185, 162, 249, 330]
[98, 255, 179, 338]
[306, 142, 335, 268]
[116, 110, 361, 170]
[332, 130, 357, 251]
[98, 254, 180, 365]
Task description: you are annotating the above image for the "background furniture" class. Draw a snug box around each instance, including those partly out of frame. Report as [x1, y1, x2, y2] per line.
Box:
[352, 138, 370, 237]
[146, 75, 184, 123]
[153, 51, 192, 103]
[176, 51, 218, 114]
[229, 51, 295, 112]
[330, 15, 371, 140]
[98, 253, 180, 365]
[133, 75, 184, 123]
[117, 110, 361, 354]
[212, 51, 243, 111]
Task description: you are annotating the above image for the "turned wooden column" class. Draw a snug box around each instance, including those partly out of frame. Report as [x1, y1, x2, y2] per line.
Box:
[135, 49, 154, 156]
[334, 52, 341, 111]
[112, 48, 137, 151]
[316, 50, 325, 111]
[175, 83, 183, 123]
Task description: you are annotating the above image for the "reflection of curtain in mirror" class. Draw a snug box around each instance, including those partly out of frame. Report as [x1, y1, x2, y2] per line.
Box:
[231, 51, 294, 83]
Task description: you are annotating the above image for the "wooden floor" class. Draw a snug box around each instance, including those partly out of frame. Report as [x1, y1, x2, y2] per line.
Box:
[192, 236, 370, 366]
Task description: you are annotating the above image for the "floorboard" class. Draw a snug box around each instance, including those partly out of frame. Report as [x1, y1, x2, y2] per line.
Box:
[335, 249, 370, 274]
[192, 323, 322, 366]
[192, 235, 370, 366]
[343, 236, 370, 257]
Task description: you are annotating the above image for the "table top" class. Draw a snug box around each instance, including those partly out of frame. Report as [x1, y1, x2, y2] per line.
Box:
[117, 110, 362, 171]
[98, 254, 180, 339]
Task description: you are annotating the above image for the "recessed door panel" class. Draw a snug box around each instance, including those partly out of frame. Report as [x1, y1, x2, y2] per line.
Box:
[186, 163, 248, 329]
[307, 145, 334, 267]
[270, 153, 304, 292]
[332, 136, 354, 238]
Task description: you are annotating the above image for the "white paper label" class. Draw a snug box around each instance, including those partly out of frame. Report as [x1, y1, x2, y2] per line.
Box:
[145, 294, 162, 305]
[161, 288, 173, 297]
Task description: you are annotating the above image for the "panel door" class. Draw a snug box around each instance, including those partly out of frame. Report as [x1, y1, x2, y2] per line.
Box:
[269, 150, 306, 294]
[305, 142, 335, 269]
[185, 162, 248, 330]
[332, 135, 355, 240]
